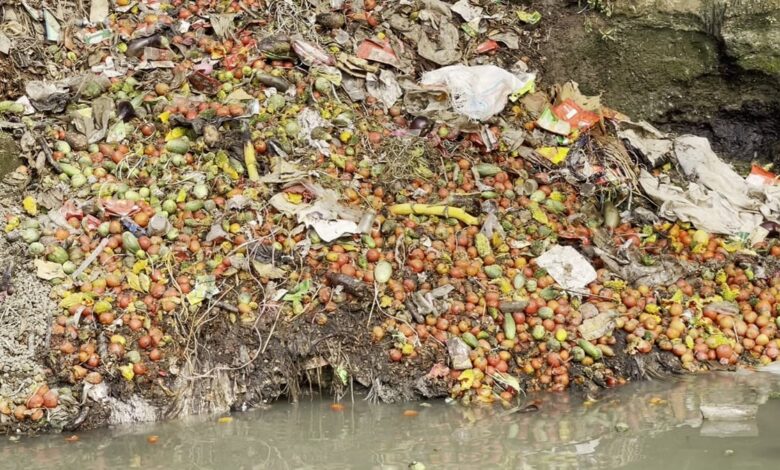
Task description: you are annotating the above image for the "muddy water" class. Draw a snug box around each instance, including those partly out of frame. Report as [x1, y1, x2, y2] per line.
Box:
[4, 371, 780, 470]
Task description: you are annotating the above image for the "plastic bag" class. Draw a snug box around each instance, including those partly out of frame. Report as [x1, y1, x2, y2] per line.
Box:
[420, 65, 535, 121]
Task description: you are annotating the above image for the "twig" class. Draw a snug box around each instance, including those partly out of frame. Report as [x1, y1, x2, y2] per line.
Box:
[44, 304, 55, 351]
[35, 135, 62, 173]
[71, 237, 110, 279]
[214, 300, 239, 313]
[366, 282, 379, 328]
[557, 286, 614, 301]
[261, 304, 282, 354]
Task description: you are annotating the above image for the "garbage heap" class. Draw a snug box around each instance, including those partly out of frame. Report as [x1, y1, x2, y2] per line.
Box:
[1, 0, 779, 431]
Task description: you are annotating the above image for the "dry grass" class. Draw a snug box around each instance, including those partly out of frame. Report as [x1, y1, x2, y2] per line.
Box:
[363, 136, 442, 186]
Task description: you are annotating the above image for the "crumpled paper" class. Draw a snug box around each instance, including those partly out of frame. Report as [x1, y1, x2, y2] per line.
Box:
[639, 170, 762, 236]
[639, 135, 779, 239]
[536, 245, 597, 292]
[388, 0, 461, 65]
[269, 182, 364, 242]
[366, 69, 403, 109]
[618, 120, 673, 167]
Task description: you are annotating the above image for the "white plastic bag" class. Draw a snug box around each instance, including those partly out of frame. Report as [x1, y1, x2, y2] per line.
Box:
[420, 65, 534, 121]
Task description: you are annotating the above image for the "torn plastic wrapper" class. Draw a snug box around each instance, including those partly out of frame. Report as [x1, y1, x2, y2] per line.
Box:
[450, 0, 484, 24]
[0, 31, 11, 55]
[415, 24, 460, 65]
[477, 126, 499, 152]
[126, 34, 163, 59]
[419, 65, 536, 121]
[536, 146, 570, 165]
[536, 108, 571, 135]
[387, 0, 462, 66]
[43, 10, 61, 43]
[356, 39, 400, 68]
[447, 337, 472, 370]
[402, 81, 475, 131]
[489, 32, 520, 50]
[292, 39, 335, 66]
[535, 245, 597, 292]
[341, 77, 366, 101]
[25, 80, 71, 113]
[675, 135, 760, 210]
[476, 40, 499, 54]
[210, 13, 237, 39]
[451, 0, 493, 34]
[224, 88, 254, 103]
[186, 275, 219, 307]
[554, 82, 602, 112]
[310, 65, 343, 90]
[89, 0, 110, 24]
[552, 99, 600, 130]
[618, 120, 673, 167]
[205, 224, 229, 243]
[516, 10, 542, 25]
[296, 107, 332, 156]
[142, 47, 175, 62]
[69, 95, 113, 144]
[82, 29, 112, 45]
[91, 56, 128, 78]
[639, 170, 764, 237]
[14, 96, 35, 115]
[746, 165, 778, 187]
[366, 69, 403, 109]
[269, 183, 364, 242]
[252, 260, 286, 279]
[617, 131, 777, 237]
[136, 47, 176, 70]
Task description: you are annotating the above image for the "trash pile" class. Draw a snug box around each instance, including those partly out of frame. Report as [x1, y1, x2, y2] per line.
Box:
[1, 0, 779, 430]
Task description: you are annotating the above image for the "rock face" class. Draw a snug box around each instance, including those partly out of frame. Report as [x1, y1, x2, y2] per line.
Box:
[615, 0, 780, 76]
[540, 0, 780, 162]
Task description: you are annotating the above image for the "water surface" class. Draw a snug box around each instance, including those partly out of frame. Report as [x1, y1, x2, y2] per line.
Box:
[4, 371, 780, 469]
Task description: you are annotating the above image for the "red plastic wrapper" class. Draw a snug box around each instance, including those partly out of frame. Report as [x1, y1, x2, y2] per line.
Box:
[746, 165, 778, 186]
[476, 40, 499, 54]
[356, 39, 400, 67]
[553, 99, 601, 130]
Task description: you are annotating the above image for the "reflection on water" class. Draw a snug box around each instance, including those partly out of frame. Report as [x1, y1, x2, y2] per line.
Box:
[3, 371, 780, 469]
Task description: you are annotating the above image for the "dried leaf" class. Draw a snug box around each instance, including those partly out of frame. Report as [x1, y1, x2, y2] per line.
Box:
[132, 260, 148, 274]
[530, 203, 548, 225]
[459, 369, 475, 389]
[251, 260, 286, 279]
[139, 273, 151, 293]
[35, 260, 66, 280]
[60, 292, 89, 309]
[127, 272, 142, 292]
[492, 371, 521, 392]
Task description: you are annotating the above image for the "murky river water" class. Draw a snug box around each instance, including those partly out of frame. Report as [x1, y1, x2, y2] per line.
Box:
[3, 370, 780, 469]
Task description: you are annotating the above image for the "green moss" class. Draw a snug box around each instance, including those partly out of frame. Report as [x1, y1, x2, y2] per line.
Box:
[737, 55, 780, 75]
[0, 133, 22, 179]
